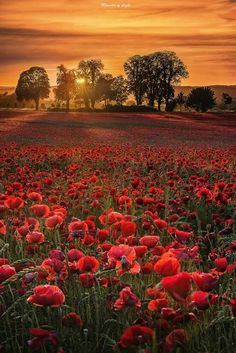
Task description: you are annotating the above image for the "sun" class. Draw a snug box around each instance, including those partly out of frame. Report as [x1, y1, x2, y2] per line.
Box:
[77, 77, 85, 84]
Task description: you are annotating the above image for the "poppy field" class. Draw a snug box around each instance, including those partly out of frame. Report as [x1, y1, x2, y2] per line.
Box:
[0, 111, 236, 353]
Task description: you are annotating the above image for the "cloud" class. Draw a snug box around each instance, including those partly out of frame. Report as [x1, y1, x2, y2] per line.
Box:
[0, 0, 235, 85]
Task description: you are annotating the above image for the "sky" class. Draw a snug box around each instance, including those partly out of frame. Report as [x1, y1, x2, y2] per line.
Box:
[0, 0, 236, 86]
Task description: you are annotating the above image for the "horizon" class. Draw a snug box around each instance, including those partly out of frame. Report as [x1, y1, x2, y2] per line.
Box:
[1, 0, 236, 86]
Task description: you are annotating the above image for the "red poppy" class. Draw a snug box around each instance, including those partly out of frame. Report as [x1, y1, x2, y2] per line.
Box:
[67, 249, 84, 261]
[114, 287, 141, 311]
[97, 229, 109, 242]
[27, 192, 43, 203]
[230, 299, 236, 316]
[28, 328, 58, 350]
[119, 325, 154, 348]
[118, 195, 132, 208]
[45, 215, 63, 230]
[154, 218, 168, 230]
[26, 231, 45, 244]
[0, 220, 6, 235]
[30, 204, 50, 218]
[214, 258, 228, 272]
[190, 291, 218, 310]
[139, 235, 160, 248]
[175, 229, 192, 243]
[79, 273, 96, 288]
[161, 272, 192, 301]
[62, 312, 83, 327]
[164, 329, 188, 352]
[192, 272, 218, 292]
[121, 221, 136, 237]
[77, 256, 99, 273]
[27, 285, 65, 307]
[0, 264, 16, 284]
[148, 297, 168, 312]
[133, 245, 148, 258]
[154, 254, 180, 276]
[0, 258, 8, 266]
[4, 196, 24, 210]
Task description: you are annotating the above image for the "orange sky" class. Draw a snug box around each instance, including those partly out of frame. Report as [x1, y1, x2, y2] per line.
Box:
[0, 0, 236, 86]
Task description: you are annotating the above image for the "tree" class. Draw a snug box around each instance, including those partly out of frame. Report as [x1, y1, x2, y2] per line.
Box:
[95, 74, 115, 107]
[124, 51, 188, 111]
[77, 59, 104, 109]
[222, 93, 232, 105]
[124, 55, 146, 105]
[55, 65, 77, 110]
[157, 51, 188, 111]
[186, 87, 216, 112]
[176, 91, 186, 111]
[111, 75, 129, 105]
[15, 67, 50, 110]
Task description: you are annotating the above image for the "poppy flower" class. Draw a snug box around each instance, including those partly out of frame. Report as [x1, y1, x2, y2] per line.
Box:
[77, 256, 99, 273]
[230, 299, 236, 316]
[154, 254, 180, 276]
[0, 220, 6, 235]
[148, 297, 168, 312]
[30, 204, 50, 218]
[175, 229, 192, 243]
[214, 258, 228, 272]
[114, 287, 141, 311]
[146, 287, 165, 300]
[26, 231, 45, 244]
[0, 265, 16, 284]
[45, 215, 63, 230]
[28, 328, 58, 350]
[192, 272, 218, 292]
[0, 258, 8, 266]
[107, 211, 124, 225]
[79, 273, 96, 288]
[68, 220, 88, 238]
[4, 196, 24, 210]
[119, 325, 154, 348]
[164, 329, 188, 352]
[134, 245, 148, 258]
[97, 229, 109, 242]
[161, 272, 192, 301]
[62, 312, 83, 327]
[118, 195, 132, 208]
[27, 285, 65, 307]
[121, 221, 136, 237]
[139, 235, 160, 248]
[154, 218, 168, 230]
[67, 249, 84, 262]
[190, 291, 218, 310]
[27, 192, 43, 203]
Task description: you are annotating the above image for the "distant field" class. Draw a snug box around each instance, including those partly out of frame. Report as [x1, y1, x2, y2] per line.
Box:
[0, 111, 235, 146]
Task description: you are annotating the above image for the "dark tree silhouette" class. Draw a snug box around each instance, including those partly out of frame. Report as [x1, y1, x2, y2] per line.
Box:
[157, 51, 188, 111]
[15, 67, 50, 110]
[77, 59, 104, 109]
[222, 93, 232, 105]
[124, 55, 146, 105]
[176, 91, 186, 111]
[55, 65, 77, 110]
[111, 75, 129, 105]
[124, 51, 188, 111]
[95, 74, 115, 108]
[187, 87, 216, 112]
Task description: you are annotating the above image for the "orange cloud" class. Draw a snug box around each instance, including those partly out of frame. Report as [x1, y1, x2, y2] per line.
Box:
[0, 0, 235, 86]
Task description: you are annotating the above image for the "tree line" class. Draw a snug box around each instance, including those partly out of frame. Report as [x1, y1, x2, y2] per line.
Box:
[15, 51, 220, 112]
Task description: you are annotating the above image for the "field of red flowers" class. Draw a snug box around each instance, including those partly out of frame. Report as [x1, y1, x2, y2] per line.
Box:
[0, 111, 236, 353]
